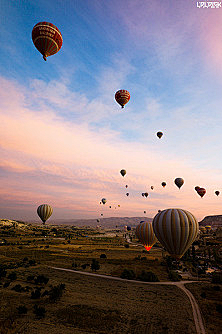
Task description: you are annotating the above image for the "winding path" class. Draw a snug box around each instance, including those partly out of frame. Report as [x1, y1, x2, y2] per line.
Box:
[50, 266, 206, 334]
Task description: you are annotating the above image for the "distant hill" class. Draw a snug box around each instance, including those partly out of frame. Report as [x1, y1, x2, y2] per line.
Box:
[199, 215, 222, 228]
[1, 217, 152, 229]
[49, 217, 152, 228]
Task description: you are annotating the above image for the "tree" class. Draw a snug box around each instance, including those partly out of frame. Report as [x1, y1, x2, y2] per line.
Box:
[91, 259, 100, 272]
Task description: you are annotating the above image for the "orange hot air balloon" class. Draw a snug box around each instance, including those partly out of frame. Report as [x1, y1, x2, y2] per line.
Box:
[32, 22, 63, 61]
[136, 221, 157, 251]
[115, 90, 130, 108]
[196, 187, 206, 198]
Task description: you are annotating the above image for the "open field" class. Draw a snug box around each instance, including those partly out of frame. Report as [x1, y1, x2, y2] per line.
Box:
[0, 223, 221, 333]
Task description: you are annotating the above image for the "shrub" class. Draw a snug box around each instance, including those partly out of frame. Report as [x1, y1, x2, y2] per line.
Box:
[213, 285, 220, 291]
[120, 269, 135, 280]
[138, 270, 159, 282]
[216, 304, 222, 314]
[12, 284, 23, 292]
[17, 305, 28, 314]
[49, 284, 65, 302]
[124, 244, 129, 248]
[33, 305, 46, 318]
[34, 275, 49, 285]
[211, 273, 222, 284]
[3, 282, 10, 288]
[29, 260, 36, 266]
[81, 264, 87, 269]
[168, 270, 181, 282]
[91, 259, 100, 272]
[31, 289, 41, 299]
[23, 257, 28, 262]
[200, 292, 206, 298]
[8, 272, 17, 280]
[27, 275, 35, 282]
[0, 267, 7, 278]
[100, 254, 107, 259]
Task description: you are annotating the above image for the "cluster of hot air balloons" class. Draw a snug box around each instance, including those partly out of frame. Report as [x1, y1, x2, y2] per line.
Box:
[135, 208, 199, 260]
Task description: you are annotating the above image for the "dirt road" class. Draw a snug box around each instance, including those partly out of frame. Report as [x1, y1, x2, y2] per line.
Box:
[50, 266, 206, 334]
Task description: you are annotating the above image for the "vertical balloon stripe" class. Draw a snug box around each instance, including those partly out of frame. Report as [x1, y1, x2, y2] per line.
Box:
[153, 208, 198, 259]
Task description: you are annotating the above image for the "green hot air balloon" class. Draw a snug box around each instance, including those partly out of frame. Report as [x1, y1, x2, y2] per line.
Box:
[37, 204, 53, 224]
[152, 208, 199, 260]
[174, 178, 184, 189]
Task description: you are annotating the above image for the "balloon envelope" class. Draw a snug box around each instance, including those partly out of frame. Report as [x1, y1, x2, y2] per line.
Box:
[37, 204, 53, 224]
[115, 90, 130, 108]
[144, 192, 148, 198]
[120, 169, 126, 177]
[161, 182, 166, 187]
[174, 178, 184, 189]
[215, 190, 220, 196]
[101, 198, 107, 204]
[157, 131, 163, 139]
[196, 188, 206, 198]
[32, 22, 63, 60]
[152, 208, 199, 259]
[136, 221, 157, 251]
[151, 186, 154, 190]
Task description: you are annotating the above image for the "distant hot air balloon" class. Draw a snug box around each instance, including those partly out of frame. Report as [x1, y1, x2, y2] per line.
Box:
[161, 182, 166, 188]
[152, 208, 199, 260]
[118, 205, 120, 207]
[126, 193, 129, 196]
[37, 204, 53, 224]
[115, 90, 130, 108]
[136, 221, 157, 251]
[196, 188, 206, 198]
[125, 185, 128, 188]
[174, 178, 184, 189]
[144, 192, 148, 198]
[97, 219, 100, 223]
[142, 193, 145, 197]
[215, 190, 220, 196]
[144, 211, 146, 214]
[101, 198, 107, 205]
[157, 131, 163, 139]
[151, 186, 154, 190]
[32, 22, 63, 61]
[120, 169, 126, 177]
[101, 213, 103, 216]
[109, 206, 112, 208]
[195, 186, 200, 191]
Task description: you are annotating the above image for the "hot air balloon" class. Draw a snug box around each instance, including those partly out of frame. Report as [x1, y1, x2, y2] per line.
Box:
[142, 193, 145, 197]
[115, 90, 130, 108]
[174, 178, 184, 189]
[126, 193, 129, 196]
[136, 221, 157, 251]
[161, 182, 166, 187]
[205, 225, 211, 232]
[109, 206, 112, 208]
[101, 213, 103, 216]
[97, 219, 100, 223]
[144, 211, 146, 214]
[195, 186, 200, 191]
[152, 208, 199, 260]
[32, 22, 63, 61]
[37, 204, 53, 224]
[215, 190, 220, 196]
[120, 169, 126, 177]
[151, 186, 154, 190]
[144, 192, 148, 198]
[157, 131, 163, 139]
[196, 188, 206, 198]
[118, 205, 120, 207]
[125, 185, 128, 188]
[101, 198, 107, 204]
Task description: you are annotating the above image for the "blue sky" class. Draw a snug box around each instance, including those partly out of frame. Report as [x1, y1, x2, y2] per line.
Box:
[1, 0, 222, 222]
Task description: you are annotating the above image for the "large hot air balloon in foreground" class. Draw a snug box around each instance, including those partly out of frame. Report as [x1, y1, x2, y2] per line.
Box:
[115, 90, 130, 108]
[174, 178, 184, 189]
[37, 204, 53, 224]
[32, 22, 63, 61]
[136, 221, 157, 251]
[152, 208, 199, 259]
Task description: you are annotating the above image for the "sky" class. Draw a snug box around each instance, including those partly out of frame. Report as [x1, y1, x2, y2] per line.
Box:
[0, 0, 222, 222]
